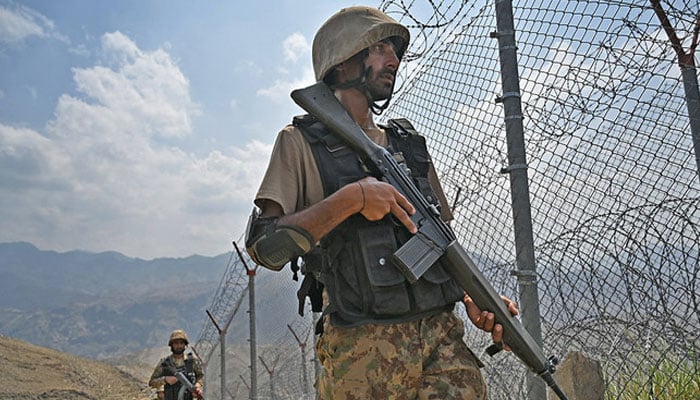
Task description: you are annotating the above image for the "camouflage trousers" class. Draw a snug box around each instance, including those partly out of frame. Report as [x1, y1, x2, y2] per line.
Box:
[315, 310, 487, 400]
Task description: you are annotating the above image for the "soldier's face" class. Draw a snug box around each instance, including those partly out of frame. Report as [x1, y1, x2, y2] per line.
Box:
[363, 39, 400, 100]
[171, 339, 187, 354]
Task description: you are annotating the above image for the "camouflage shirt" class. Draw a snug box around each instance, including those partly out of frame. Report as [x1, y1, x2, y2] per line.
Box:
[148, 352, 204, 395]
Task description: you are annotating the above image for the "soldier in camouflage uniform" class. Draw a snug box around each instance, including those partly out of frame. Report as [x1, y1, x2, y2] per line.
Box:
[246, 6, 518, 399]
[149, 329, 204, 400]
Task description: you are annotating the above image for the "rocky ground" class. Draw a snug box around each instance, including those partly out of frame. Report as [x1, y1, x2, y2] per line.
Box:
[0, 335, 154, 400]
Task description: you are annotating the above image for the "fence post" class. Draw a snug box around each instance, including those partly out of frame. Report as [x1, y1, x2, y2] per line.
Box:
[492, 1, 547, 399]
[650, 0, 700, 181]
[287, 324, 311, 395]
[246, 265, 258, 399]
[234, 242, 258, 399]
[681, 66, 700, 181]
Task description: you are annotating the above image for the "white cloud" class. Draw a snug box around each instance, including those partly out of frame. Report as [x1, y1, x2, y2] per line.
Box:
[257, 66, 315, 103]
[283, 32, 310, 63]
[0, 2, 67, 45]
[61, 31, 200, 139]
[0, 31, 271, 259]
[255, 32, 315, 103]
[68, 43, 90, 57]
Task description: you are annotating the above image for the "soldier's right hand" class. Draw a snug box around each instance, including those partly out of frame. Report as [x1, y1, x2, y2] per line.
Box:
[356, 177, 417, 233]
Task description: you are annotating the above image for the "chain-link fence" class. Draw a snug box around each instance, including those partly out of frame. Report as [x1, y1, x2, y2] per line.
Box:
[195, 244, 318, 400]
[197, 1, 699, 399]
[379, 0, 699, 399]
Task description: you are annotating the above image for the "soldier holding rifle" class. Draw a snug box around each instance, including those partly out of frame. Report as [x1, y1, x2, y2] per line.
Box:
[246, 6, 518, 399]
[149, 329, 204, 400]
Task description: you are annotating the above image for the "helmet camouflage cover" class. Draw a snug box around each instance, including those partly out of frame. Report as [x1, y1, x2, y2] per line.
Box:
[312, 6, 410, 82]
[168, 329, 189, 346]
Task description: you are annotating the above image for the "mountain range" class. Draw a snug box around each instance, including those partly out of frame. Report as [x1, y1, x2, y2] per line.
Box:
[0, 241, 230, 359]
[0, 241, 307, 365]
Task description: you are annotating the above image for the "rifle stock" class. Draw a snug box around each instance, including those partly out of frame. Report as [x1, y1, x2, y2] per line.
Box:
[291, 81, 568, 400]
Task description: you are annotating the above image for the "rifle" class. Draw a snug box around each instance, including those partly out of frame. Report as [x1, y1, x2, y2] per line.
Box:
[291, 81, 569, 400]
[162, 357, 204, 400]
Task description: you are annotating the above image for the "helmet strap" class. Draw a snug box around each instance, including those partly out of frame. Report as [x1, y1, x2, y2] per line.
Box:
[361, 64, 392, 116]
[329, 60, 392, 116]
[371, 97, 391, 115]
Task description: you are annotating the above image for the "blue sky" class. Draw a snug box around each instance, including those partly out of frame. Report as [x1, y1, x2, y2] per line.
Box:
[0, 0, 370, 259]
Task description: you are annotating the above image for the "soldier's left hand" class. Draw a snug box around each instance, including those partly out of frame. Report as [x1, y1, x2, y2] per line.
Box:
[464, 294, 519, 351]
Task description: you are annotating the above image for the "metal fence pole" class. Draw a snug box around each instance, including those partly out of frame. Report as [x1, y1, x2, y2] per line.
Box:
[234, 242, 258, 400]
[287, 324, 310, 395]
[205, 310, 226, 400]
[493, 1, 546, 399]
[220, 328, 226, 400]
[650, 0, 700, 181]
[247, 268, 258, 399]
[681, 65, 700, 181]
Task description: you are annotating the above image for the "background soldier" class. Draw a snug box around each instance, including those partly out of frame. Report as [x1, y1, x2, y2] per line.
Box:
[149, 329, 204, 400]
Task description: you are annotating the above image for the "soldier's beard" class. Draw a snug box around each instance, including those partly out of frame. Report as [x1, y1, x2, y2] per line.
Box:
[365, 66, 396, 101]
[171, 347, 185, 355]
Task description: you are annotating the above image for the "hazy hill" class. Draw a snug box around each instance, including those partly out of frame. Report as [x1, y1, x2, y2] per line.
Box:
[0, 241, 228, 359]
[0, 241, 307, 366]
[0, 334, 151, 400]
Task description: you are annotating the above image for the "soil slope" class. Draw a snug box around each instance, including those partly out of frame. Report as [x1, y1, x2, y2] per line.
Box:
[0, 335, 153, 400]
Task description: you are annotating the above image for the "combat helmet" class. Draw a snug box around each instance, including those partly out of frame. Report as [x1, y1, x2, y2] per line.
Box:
[168, 329, 189, 346]
[312, 6, 410, 83]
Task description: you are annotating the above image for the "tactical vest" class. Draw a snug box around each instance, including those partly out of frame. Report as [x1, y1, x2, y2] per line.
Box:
[162, 353, 197, 400]
[295, 115, 463, 327]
